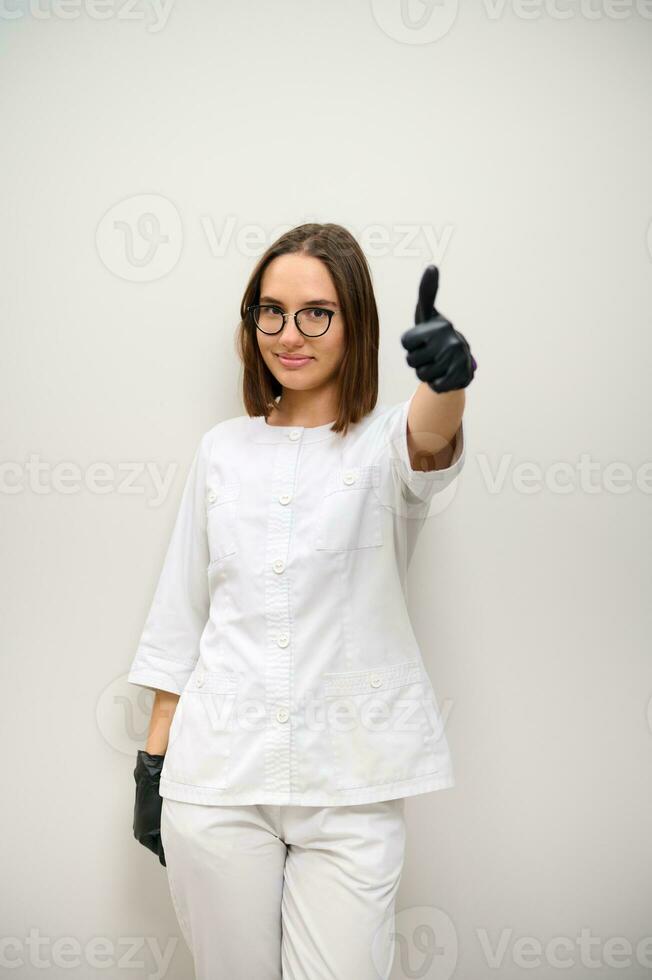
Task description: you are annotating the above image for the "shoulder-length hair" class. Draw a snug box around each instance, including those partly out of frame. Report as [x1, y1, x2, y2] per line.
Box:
[236, 223, 379, 436]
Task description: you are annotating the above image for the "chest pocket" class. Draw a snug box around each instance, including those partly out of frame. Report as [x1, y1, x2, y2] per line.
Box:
[315, 464, 382, 552]
[206, 481, 240, 563]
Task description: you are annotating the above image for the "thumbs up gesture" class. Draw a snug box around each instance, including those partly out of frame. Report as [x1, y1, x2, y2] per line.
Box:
[400, 265, 477, 392]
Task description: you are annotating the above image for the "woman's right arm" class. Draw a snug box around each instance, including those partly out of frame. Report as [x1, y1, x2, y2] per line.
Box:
[145, 689, 180, 755]
[128, 432, 213, 706]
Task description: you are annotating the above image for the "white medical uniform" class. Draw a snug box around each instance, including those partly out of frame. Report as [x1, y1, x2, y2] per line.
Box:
[128, 389, 465, 978]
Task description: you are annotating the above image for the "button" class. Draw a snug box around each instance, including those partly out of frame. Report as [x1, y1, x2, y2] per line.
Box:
[273, 559, 285, 574]
[277, 633, 289, 648]
[289, 430, 301, 441]
[195, 675, 204, 688]
[343, 470, 356, 485]
[279, 493, 292, 505]
[276, 707, 290, 723]
[369, 673, 383, 688]
[207, 491, 217, 503]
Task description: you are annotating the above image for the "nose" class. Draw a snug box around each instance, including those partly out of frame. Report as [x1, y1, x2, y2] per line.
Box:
[278, 312, 307, 348]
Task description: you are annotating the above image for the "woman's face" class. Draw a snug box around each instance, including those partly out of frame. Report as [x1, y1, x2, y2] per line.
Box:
[255, 253, 346, 395]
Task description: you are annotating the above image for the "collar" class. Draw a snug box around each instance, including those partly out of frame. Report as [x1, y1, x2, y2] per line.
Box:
[248, 403, 386, 445]
[249, 416, 340, 444]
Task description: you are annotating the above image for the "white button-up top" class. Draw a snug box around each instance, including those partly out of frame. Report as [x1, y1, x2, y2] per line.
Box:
[128, 391, 465, 805]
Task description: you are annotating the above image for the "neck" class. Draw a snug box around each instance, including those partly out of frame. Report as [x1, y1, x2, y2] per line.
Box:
[269, 391, 337, 428]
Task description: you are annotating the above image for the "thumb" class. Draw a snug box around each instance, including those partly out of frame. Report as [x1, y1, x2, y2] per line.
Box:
[414, 265, 439, 325]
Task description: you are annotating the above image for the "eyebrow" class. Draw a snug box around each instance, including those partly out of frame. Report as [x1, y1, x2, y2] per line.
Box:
[259, 296, 337, 308]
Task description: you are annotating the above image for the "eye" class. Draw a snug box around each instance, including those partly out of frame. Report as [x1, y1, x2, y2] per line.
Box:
[304, 308, 328, 320]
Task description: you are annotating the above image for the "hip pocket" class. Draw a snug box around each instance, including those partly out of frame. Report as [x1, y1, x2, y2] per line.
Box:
[323, 660, 441, 789]
[163, 670, 239, 790]
[315, 465, 382, 552]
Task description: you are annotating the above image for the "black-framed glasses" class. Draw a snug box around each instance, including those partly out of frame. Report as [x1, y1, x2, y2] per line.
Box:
[247, 304, 339, 338]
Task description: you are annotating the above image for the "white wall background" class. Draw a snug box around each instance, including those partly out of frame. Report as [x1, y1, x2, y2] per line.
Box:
[1, 1, 651, 978]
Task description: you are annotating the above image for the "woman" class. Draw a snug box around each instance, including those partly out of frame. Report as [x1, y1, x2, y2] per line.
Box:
[130, 222, 476, 980]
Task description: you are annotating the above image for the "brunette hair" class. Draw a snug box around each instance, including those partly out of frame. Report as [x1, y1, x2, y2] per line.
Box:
[236, 223, 379, 436]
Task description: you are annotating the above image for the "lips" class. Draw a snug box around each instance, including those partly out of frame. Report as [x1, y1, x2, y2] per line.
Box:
[275, 354, 314, 368]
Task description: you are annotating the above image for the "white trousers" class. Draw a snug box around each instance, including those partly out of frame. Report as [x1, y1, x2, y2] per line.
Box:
[160, 796, 407, 980]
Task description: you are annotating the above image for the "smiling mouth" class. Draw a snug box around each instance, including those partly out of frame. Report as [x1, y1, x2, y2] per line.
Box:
[275, 354, 314, 361]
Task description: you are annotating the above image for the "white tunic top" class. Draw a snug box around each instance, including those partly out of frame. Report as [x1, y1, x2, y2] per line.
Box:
[128, 390, 466, 805]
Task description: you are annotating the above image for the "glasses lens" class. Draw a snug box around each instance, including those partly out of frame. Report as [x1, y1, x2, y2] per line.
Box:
[296, 308, 331, 337]
[255, 306, 284, 333]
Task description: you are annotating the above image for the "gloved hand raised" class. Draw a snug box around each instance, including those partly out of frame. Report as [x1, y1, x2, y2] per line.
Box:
[133, 749, 166, 867]
[400, 265, 476, 392]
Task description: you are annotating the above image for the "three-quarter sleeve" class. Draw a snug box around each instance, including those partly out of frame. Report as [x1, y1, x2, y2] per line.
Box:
[127, 431, 212, 696]
[378, 390, 466, 506]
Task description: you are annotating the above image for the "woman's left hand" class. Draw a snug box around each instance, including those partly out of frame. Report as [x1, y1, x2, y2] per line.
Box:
[400, 265, 477, 392]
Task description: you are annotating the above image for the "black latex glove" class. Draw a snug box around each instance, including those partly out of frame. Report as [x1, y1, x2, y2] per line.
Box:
[400, 265, 477, 392]
[133, 749, 166, 867]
